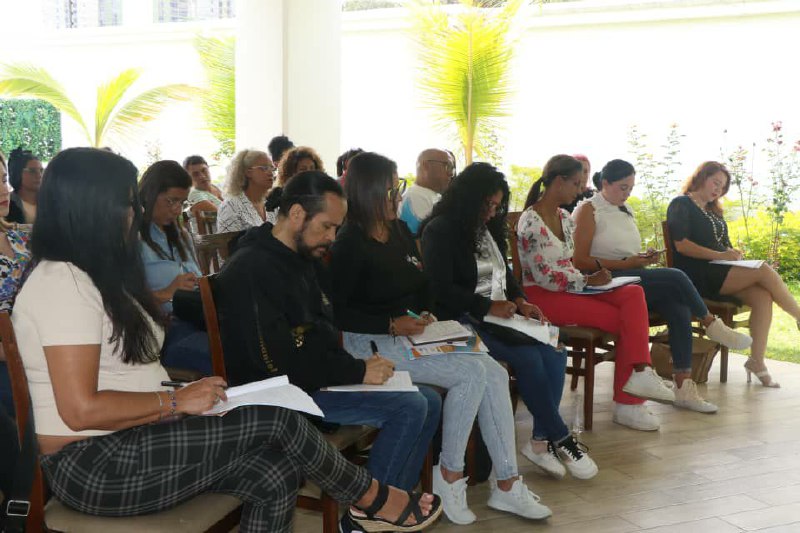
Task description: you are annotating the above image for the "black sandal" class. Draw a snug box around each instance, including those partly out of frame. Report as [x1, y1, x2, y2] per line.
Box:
[349, 484, 443, 532]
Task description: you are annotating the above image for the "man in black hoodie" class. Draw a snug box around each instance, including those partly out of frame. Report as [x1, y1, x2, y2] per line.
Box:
[215, 171, 440, 495]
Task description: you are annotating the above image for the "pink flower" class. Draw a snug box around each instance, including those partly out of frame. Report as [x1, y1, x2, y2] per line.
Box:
[773, 121, 783, 132]
[540, 227, 548, 236]
[534, 254, 544, 264]
[541, 264, 551, 275]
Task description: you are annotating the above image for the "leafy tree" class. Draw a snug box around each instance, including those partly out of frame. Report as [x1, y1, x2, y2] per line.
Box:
[0, 63, 199, 149]
[194, 35, 236, 160]
[0, 99, 61, 160]
[408, 0, 522, 165]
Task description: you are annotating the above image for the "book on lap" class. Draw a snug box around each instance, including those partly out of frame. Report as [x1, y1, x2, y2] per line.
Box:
[202, 375, 323, 417]
[483, 314, 560, 347]
[407, 320, 472, 345]
[568, 275, 641, 294]
[710, 259, 764, 269]
[320, 371, 418, 392]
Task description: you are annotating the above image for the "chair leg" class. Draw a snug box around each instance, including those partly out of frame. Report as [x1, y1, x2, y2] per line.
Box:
[570, 349, 581, 391]
[321, 492, 339, 533]
[421, 446, 433, 493]
[720, 310, 734, 383]
[583, 345, 596, 431]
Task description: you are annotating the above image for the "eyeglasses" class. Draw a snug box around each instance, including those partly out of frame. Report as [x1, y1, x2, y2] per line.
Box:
[164, 196, 190, 211]
[484, 198, 505, 216]
[250, 165, 276, 175]
[387, 179, 408, 201]
[425, 159, 455, 174]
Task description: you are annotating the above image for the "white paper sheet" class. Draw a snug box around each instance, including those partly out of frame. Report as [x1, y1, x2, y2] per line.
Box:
[321, 371, 419, 392]
[202, 375, 324, 417]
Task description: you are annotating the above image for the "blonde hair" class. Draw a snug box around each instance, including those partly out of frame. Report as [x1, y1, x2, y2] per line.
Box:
[225, 149, 270, 196]
[680, 161, 731, 216]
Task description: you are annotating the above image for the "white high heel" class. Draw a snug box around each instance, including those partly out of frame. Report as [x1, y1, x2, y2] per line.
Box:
[744, 358, 780, 388]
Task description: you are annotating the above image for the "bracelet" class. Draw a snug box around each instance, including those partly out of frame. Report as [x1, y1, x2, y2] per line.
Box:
[166, 389, 177, 416]
[154, 391, 163, 421]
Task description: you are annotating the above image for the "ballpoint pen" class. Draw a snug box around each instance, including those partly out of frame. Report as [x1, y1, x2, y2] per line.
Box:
[406, 309, 423, 320]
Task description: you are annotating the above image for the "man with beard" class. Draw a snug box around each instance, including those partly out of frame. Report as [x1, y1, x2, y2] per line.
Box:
[214, 171, 441, 499]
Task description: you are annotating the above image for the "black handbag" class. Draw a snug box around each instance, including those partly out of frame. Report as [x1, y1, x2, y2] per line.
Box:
[1, 404, 37, 533]
[172, 289, 206, 331]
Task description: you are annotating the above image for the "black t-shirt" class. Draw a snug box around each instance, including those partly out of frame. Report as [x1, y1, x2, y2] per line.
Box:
[329, 220, 432, 334]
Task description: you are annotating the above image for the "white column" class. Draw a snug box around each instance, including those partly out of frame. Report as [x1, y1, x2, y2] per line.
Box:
[235, 0, 285, 152]
[235, 0, 341, 168]
[122, 0, 153, 27]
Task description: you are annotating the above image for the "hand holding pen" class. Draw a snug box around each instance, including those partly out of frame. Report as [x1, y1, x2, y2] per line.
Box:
[586, 259, 612, 286]
[363, 340, 395, 385]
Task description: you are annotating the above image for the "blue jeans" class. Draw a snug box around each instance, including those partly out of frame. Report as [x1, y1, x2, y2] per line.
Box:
[162, 318, 212, 376]
[312, 387, 441, 490]
[615, 267, 709, 373]
[475, 324, 570, 442]
[343, 332, 519, 480]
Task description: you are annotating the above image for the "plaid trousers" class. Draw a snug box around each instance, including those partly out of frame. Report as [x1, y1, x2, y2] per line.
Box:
[40, 406, 372, 532]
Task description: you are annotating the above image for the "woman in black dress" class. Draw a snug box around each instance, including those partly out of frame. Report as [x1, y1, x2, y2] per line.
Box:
[666, 161, 800, 388]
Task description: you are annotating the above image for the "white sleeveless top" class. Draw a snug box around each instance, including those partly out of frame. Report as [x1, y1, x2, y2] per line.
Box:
[579, 193, 642, 260]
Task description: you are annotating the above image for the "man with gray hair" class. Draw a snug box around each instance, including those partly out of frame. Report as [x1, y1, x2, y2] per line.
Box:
[398, 148, 455, 235]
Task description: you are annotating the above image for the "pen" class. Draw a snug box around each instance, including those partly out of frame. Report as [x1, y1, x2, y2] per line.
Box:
[161, 381, 186, 388]
[370, 340, 379, 356]
[406, 309, 423, 320]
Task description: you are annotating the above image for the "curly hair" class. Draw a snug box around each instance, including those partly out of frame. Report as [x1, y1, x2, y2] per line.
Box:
[277, 146, 324, 186]
[420, 162, 510, 255]
[680, 161, 731, 216]
[225, 149, 270, 196]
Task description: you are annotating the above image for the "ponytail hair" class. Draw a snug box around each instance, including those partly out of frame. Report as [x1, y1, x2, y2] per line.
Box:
[592, 171, 603, 190]
[523, 154, 583, 209]
[594, 159, 635, 192]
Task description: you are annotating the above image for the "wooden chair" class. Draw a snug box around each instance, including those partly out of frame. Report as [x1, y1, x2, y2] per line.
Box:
[662, 221, 750, 382]
[0, 312, 242, 533]
[199, 276, 391, 533]
[193, 231, 240, 276]
[506, 211, 616, 430]
[196, 210, 218, 236]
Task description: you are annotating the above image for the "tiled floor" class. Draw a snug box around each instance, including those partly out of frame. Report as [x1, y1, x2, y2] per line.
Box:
[292, 352, 800, 532]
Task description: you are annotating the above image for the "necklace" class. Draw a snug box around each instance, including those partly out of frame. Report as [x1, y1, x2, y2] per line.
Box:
[689, 194, 726, 248]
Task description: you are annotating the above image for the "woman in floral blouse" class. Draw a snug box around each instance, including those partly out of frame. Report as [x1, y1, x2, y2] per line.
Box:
[517, 155, 674, 432]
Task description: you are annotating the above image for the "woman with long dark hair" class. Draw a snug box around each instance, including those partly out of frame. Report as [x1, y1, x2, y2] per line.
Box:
[667, 161, 800, 388]
[516, 155, 674, 432]
[11, 147, 441, 533]
[138, 160, 210, 375]
[6, 147, 43, 224]
[331, 153, 560, 526]
[420, 162, 598, 488]
[572, 159, 751, 411]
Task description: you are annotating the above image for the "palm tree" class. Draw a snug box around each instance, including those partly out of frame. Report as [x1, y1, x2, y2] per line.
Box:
[0, 63, 200, 149]
[408, 0, 522, 165]
[194, 35, 236, 159]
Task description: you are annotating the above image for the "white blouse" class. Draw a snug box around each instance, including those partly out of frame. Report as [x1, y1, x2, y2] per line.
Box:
[578, 193, 642, 260]
[216, 192, 266, 233]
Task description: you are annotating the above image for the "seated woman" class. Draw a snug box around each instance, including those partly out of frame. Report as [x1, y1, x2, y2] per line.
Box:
[572, 159, 752, 412]
[667, 161, 800, 388]
[11, 147, 441, 533]
[330, 153, 562, 526]
[517, 155, 674, 432]
[6, 146, 44, 224]
[560, 154, 593, 213]
[0, 150, 33, 504]
[265, 146, 326, 220]
[216, 149, 275, 233]
[138, 160, 211, 376]
[419, 162, 599, 485]
[183, 155, 224, 233]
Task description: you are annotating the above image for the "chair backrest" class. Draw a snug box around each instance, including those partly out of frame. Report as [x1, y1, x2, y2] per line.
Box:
[196, 211, 217, 236]
[198, 276, 227, 380]
[506, 211, 523, 283]
[0, 312, 48, 531]
[193, 231, 239, 276]
[661, 220, 674, 268]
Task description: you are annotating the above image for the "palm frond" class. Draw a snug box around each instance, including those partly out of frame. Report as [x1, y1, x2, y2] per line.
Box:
[0, 62, 91, 143]
[95, 68, 142, 147]
[194, 35, 236, 158]
[102, 84, 201, 148]
[408, 0, 521, 163]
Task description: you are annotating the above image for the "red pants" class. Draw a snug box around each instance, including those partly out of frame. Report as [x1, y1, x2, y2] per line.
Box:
[524, 284, 651, 405]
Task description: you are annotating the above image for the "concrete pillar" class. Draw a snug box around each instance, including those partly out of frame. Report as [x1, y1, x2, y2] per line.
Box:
[235, 0, 341, 169]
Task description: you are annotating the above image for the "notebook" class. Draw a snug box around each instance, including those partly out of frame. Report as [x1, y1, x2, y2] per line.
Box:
[568, 275, 641, 294]
[202, 375, 323, 417]
[407, 320, 473, 345]
[483, 315, 560, 347]
[321, 371, 418, 392]
[710, 259, 764, 269]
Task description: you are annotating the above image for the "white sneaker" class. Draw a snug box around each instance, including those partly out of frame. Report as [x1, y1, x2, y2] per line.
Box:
[613, 402, 660, 431]
[555, 435, 599, 480]
[623, 367, 676, 403]
[706, 317, 752, 350]
[674, 379, 718, 413]
[487, 477, 552, 520]
[521, 440, 565, 479]
[432, 464, 476, 525]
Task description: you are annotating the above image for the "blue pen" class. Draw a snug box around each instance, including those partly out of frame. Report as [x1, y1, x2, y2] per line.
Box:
[406, 309, 423, 320]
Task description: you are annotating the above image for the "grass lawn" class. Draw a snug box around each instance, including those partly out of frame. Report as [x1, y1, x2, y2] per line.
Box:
[741, 281, 800, 364]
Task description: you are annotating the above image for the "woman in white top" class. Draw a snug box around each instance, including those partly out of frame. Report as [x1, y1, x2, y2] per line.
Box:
[11, 147, 441, 533]
[572, 159, 752, 411]
[216, 149, 276, 233]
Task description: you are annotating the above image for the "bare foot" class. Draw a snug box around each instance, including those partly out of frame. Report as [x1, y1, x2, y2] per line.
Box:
[354, 480, 434, 525]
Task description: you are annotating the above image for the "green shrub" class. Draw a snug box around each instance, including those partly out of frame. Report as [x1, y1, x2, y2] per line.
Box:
[508, 164, 541, 212]
[0, 98, 61, 160]
[728, 210, 800, 279]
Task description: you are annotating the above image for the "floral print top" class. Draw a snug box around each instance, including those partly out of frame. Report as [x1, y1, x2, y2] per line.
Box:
[516, 207, 586, 292]
[0, 228, 32, 311]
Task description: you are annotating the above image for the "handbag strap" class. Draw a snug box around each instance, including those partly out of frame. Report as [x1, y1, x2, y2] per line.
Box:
[4, 402, 38, 533]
